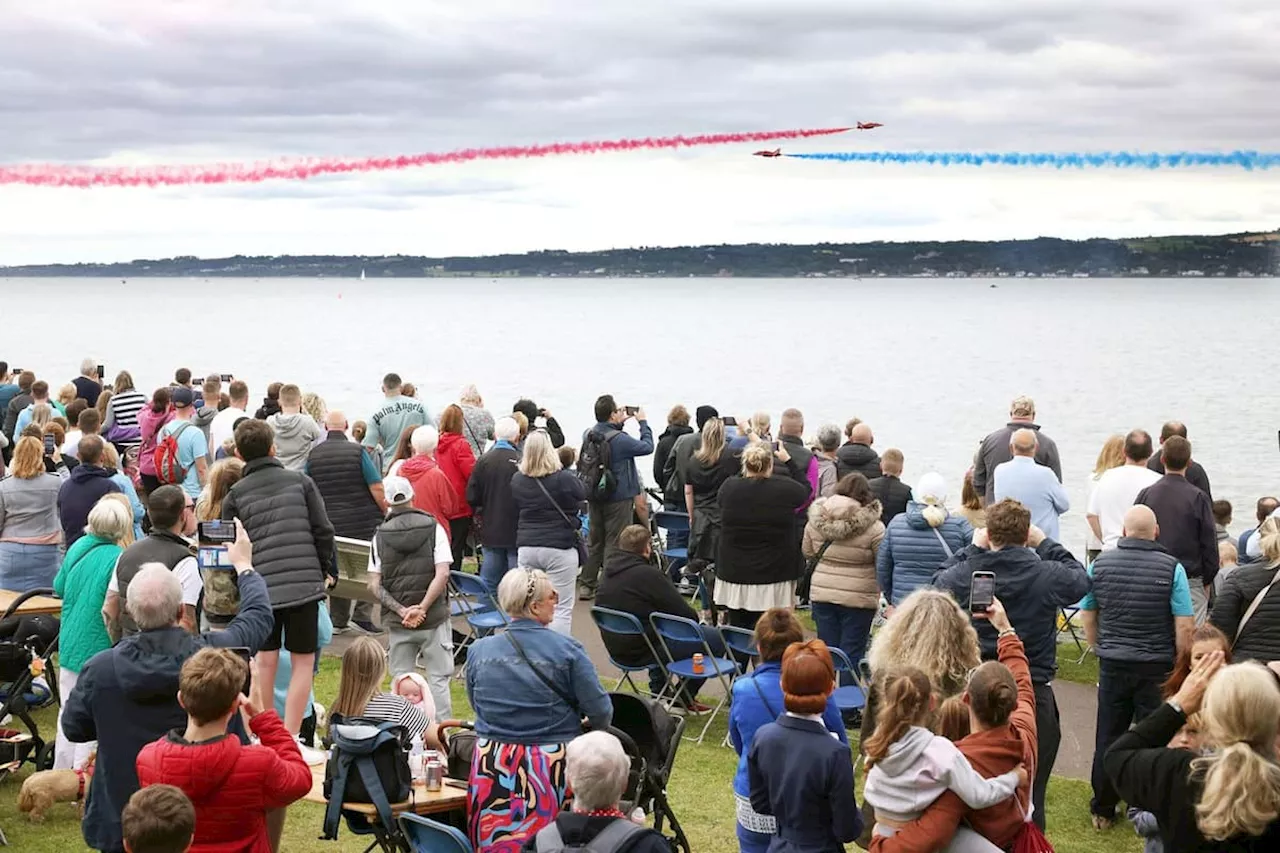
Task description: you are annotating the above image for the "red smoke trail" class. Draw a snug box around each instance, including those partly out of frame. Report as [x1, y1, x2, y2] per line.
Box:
[0, 126, 849, 189]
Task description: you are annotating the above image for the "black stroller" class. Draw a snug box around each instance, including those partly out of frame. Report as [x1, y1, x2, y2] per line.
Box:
[0, 590, 61, 783]
[607, 692, 692, 853]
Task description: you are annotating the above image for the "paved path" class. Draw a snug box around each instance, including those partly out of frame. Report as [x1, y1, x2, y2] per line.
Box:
[328, 597, 1099, 781]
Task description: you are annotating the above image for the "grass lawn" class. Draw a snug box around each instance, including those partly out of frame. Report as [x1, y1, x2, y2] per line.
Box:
[1, 654, 1138, 852]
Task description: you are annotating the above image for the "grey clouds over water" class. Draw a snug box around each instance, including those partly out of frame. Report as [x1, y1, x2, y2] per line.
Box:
[1, 0, 1277, 262]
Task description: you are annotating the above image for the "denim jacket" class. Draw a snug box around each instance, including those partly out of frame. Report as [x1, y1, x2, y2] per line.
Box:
[465, 619, 612, 744]
[728, 661, 847, 798]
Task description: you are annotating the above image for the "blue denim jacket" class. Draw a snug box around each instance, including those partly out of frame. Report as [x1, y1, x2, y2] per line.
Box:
[728, 661, 847, 798]
[465, 619, 612, 744]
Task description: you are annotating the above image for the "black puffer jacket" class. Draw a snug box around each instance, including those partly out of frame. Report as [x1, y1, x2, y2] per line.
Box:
[1211, 560, 1280, 664]
[511, 469, 586, 550]
[836, 443, 882, 481]
[221, 457, 334, 608]
[466, 444, 522, 549]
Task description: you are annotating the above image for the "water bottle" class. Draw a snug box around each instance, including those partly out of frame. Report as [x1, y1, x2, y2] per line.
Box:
[408, 733, 425, 781]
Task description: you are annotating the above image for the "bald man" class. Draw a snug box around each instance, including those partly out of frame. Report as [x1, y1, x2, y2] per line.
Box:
[305, 410, 386, 634]
[992, 428, 1070, 541]
[836, 421, 882, 481]
[1079, 503, 1194, 828]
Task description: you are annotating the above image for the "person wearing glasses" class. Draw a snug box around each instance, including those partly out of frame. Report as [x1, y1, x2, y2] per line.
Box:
[465, 567, 612, 853]
[103, 485, 204, 641]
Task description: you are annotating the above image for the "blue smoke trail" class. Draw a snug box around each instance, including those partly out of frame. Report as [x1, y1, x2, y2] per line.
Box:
[785, 151, 1280, 170]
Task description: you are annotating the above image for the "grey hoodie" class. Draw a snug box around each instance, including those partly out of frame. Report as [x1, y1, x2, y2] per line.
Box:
[268, 412, 322, 471]
[194, 404, 218, 462]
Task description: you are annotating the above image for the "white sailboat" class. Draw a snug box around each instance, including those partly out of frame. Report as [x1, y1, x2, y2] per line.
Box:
[360, 268, 366, 281]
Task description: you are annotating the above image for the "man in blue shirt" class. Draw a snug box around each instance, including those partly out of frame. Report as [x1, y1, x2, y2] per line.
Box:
[993, 428, 1070, 541]
[1080, 504, 1194, 829]
[579, 395, 653, 600]
[159, 387, 209, 499]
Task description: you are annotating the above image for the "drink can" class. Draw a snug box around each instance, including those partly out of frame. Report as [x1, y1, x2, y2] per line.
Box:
[425, 757, 443, 791]
[692, 653, 704, 674]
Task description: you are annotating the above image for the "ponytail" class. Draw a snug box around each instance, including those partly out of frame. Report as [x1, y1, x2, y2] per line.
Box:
[1194, 743, 1280, 840]
[921, 504, 947, 528]
[864, 667, 932, 767]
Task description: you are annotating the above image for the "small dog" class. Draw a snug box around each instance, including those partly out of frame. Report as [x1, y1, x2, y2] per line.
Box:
[17, 753, 95, 822]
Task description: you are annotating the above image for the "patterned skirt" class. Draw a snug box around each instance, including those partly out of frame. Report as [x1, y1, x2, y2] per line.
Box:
[468, 738, 570, 853]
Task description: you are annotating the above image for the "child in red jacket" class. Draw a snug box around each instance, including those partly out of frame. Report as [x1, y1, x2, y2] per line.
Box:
[136, 648, 314, 853]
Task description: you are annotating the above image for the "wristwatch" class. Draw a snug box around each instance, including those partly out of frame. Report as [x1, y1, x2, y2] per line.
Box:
[998, 628, 1017, 638]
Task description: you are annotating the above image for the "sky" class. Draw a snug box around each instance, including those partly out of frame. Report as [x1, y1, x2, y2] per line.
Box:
[2, 0, 1278, 265]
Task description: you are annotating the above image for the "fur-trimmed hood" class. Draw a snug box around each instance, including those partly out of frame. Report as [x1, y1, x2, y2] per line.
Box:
[807, 494, 883, 541]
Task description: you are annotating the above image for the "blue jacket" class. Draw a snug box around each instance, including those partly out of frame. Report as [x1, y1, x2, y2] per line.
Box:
[589, 421, 654, 502]
[58, 464, 122, 549]
[61, 570, 274, 853]
[748, 715, 863, 853]
[876, 502, 973, 605]
[933, 539, 1091, 684]
[465, 619, 612, 744]
[110, 472, 146, 541]
[728, 661, 846, 798]
[511, 469, 587, 549]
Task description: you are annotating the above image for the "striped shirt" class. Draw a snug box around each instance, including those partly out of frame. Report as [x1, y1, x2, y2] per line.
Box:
[105, 390, 147, 432]
[362, 693, 432, 741]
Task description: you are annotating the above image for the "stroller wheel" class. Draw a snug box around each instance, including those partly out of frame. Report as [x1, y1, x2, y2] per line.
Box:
[35, 742, 56, 771]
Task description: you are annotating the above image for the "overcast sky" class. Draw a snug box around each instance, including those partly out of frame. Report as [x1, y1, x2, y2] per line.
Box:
[2, 0, 1278, 264]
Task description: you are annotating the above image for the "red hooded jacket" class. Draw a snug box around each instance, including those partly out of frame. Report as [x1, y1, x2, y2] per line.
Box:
[400, 454, 465, 530]
[435, 432, 476, 518]
[136, 710, 313, 853]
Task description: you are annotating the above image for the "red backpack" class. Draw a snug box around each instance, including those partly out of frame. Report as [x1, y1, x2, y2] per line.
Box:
[154, 422, 193, 485]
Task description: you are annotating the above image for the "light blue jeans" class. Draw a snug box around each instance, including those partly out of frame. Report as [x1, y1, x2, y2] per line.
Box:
[0, 542, 59, 592]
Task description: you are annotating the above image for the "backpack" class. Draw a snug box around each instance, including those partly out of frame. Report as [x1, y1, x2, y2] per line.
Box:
[322, 718, 413, 841]
[153, 421, 193, 485]
[534, 819, 650, 853]
[578, 429, 621, 502]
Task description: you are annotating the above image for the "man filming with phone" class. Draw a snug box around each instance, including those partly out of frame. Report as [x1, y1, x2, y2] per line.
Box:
[931, 498, 1090, 832]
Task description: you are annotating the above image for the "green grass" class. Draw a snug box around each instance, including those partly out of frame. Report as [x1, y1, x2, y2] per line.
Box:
[1, 657, 1137, 852]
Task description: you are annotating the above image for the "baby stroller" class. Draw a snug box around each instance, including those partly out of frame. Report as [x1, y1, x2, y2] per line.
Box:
[607, 692, 691, 853]
[0, 590, 61, 782]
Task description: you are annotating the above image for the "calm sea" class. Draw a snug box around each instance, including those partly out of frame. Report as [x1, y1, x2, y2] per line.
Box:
[5, 276, 1278, 547]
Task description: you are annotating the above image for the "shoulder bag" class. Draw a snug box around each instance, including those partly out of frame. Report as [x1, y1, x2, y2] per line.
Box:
[797, 539, 834, 605]
[932, 526, 955, 559]
[1233, 566, 1280, 647]
[505, 629, 587, 723]
[534, 476, 589, 567]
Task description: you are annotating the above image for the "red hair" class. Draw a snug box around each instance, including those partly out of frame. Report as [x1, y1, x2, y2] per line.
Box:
[781, 640, 835, 714]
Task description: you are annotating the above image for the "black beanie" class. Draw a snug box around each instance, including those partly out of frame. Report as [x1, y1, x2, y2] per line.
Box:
[695, 405, 719, 430]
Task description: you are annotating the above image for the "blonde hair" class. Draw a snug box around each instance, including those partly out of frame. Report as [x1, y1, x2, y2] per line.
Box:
[497, 567, 554, 618]
[30, 403, 53, 429]
[57, 383, 76, 406]
[740, 442, 774, 479]
[301, 392, 327, 424]
[459, 384, 483, 406]
[101, 442, 120, 471]
[868, 588, 981, 699]
[88, 494, 135, 546]
[1193, 663, 1280, 840]
[8, 436, 46, 479]
[330, 637, 386, 721]
[197, 458, 245, 521]
[519, 431, 561, 478]
[747, 411, 771, 441]
[694, 418, 725, 466]
[1093, 434, 1126, 478]
[1258, 517, 1280, 566]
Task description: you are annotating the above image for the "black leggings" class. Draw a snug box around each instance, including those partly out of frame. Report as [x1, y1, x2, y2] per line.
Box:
[449, 517, 471, 572]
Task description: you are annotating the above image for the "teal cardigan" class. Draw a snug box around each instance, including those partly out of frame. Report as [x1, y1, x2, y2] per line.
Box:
[53, 534, 123, 673]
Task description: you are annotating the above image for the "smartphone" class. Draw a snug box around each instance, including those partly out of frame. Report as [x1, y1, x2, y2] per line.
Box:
[197, 521, 236, 570]
[220, 373, 233, 383]
[625, 405, 638, 416]
[228, 647, 253, 697]
[96, 364, 105, 380]
[970, 571, 996, 615]
[193, 377, 205, 386]
[43, 433, 56, 455]
[722, 416, 737, 427]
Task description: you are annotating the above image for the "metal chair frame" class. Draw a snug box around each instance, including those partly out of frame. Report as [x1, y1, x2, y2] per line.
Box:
[648, 612, 739, 744]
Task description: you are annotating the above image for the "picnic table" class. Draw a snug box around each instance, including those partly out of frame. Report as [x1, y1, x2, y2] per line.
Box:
[0, 589, 61, 618]
[303, 759, 469, 816]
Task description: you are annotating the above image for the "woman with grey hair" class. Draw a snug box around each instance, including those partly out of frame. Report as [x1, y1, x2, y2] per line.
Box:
[815, 424, 842, 497]
[457, 384, 495, 460]
[465, 567, 612, 852]
[524, 731, 670, 852]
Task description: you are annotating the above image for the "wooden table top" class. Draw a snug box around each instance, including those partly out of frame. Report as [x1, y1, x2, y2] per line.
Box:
[0, 589, 62, 617]
[303, 760, 468, 816]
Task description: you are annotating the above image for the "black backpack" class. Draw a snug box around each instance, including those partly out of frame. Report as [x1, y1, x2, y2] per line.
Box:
[322, 718, 413, 840]
[578, 429, 621, 502]
[534, 819, 654, 852]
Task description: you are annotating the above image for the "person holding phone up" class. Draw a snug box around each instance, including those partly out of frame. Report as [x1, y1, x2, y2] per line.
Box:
[931, 498, 1090, 832]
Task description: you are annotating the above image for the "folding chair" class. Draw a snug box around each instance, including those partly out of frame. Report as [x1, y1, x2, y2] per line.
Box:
[399, 814, 473, 853]
[828, 647, 868, 719]
[653, 511, 691, 579]
[649, 612, 738, 744]
[449, 571, 509, 676]
[719, 625, 758, 672]
[1058, 604, 1090, 664]
[590, 606, 661, 696]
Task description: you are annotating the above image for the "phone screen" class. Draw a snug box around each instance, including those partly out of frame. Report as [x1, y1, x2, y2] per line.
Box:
[43, 433, 56, 455]
[625, 406, 638, 416]
[96, 364, 105, 380]
[970, 572, 996, 614]
[198, 546, 234, 570]
[722, 416, 737, 427]
[198, 520, 235, 545]
[220, 373, 233, 382]
[228, 647, 252, 696]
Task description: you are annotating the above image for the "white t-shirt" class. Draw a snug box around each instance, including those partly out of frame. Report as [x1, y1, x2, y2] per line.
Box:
[367, 524, 452, 574]
[110, 555, 203, 607]
[62, 429, 83, 457]
[1086, 464, 1163, 550]
[208, 406, 246, 458]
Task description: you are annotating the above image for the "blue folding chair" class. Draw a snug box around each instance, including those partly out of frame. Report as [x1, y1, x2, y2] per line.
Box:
[590, 607, 660, 695]
[649, 612, 738, 743]
[398, 814, 473, 853]
[718, 625, 758, 671]
[828, 647, 867, 720]
[653, 511, 690, 575]
[449, 571, 509, 676]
